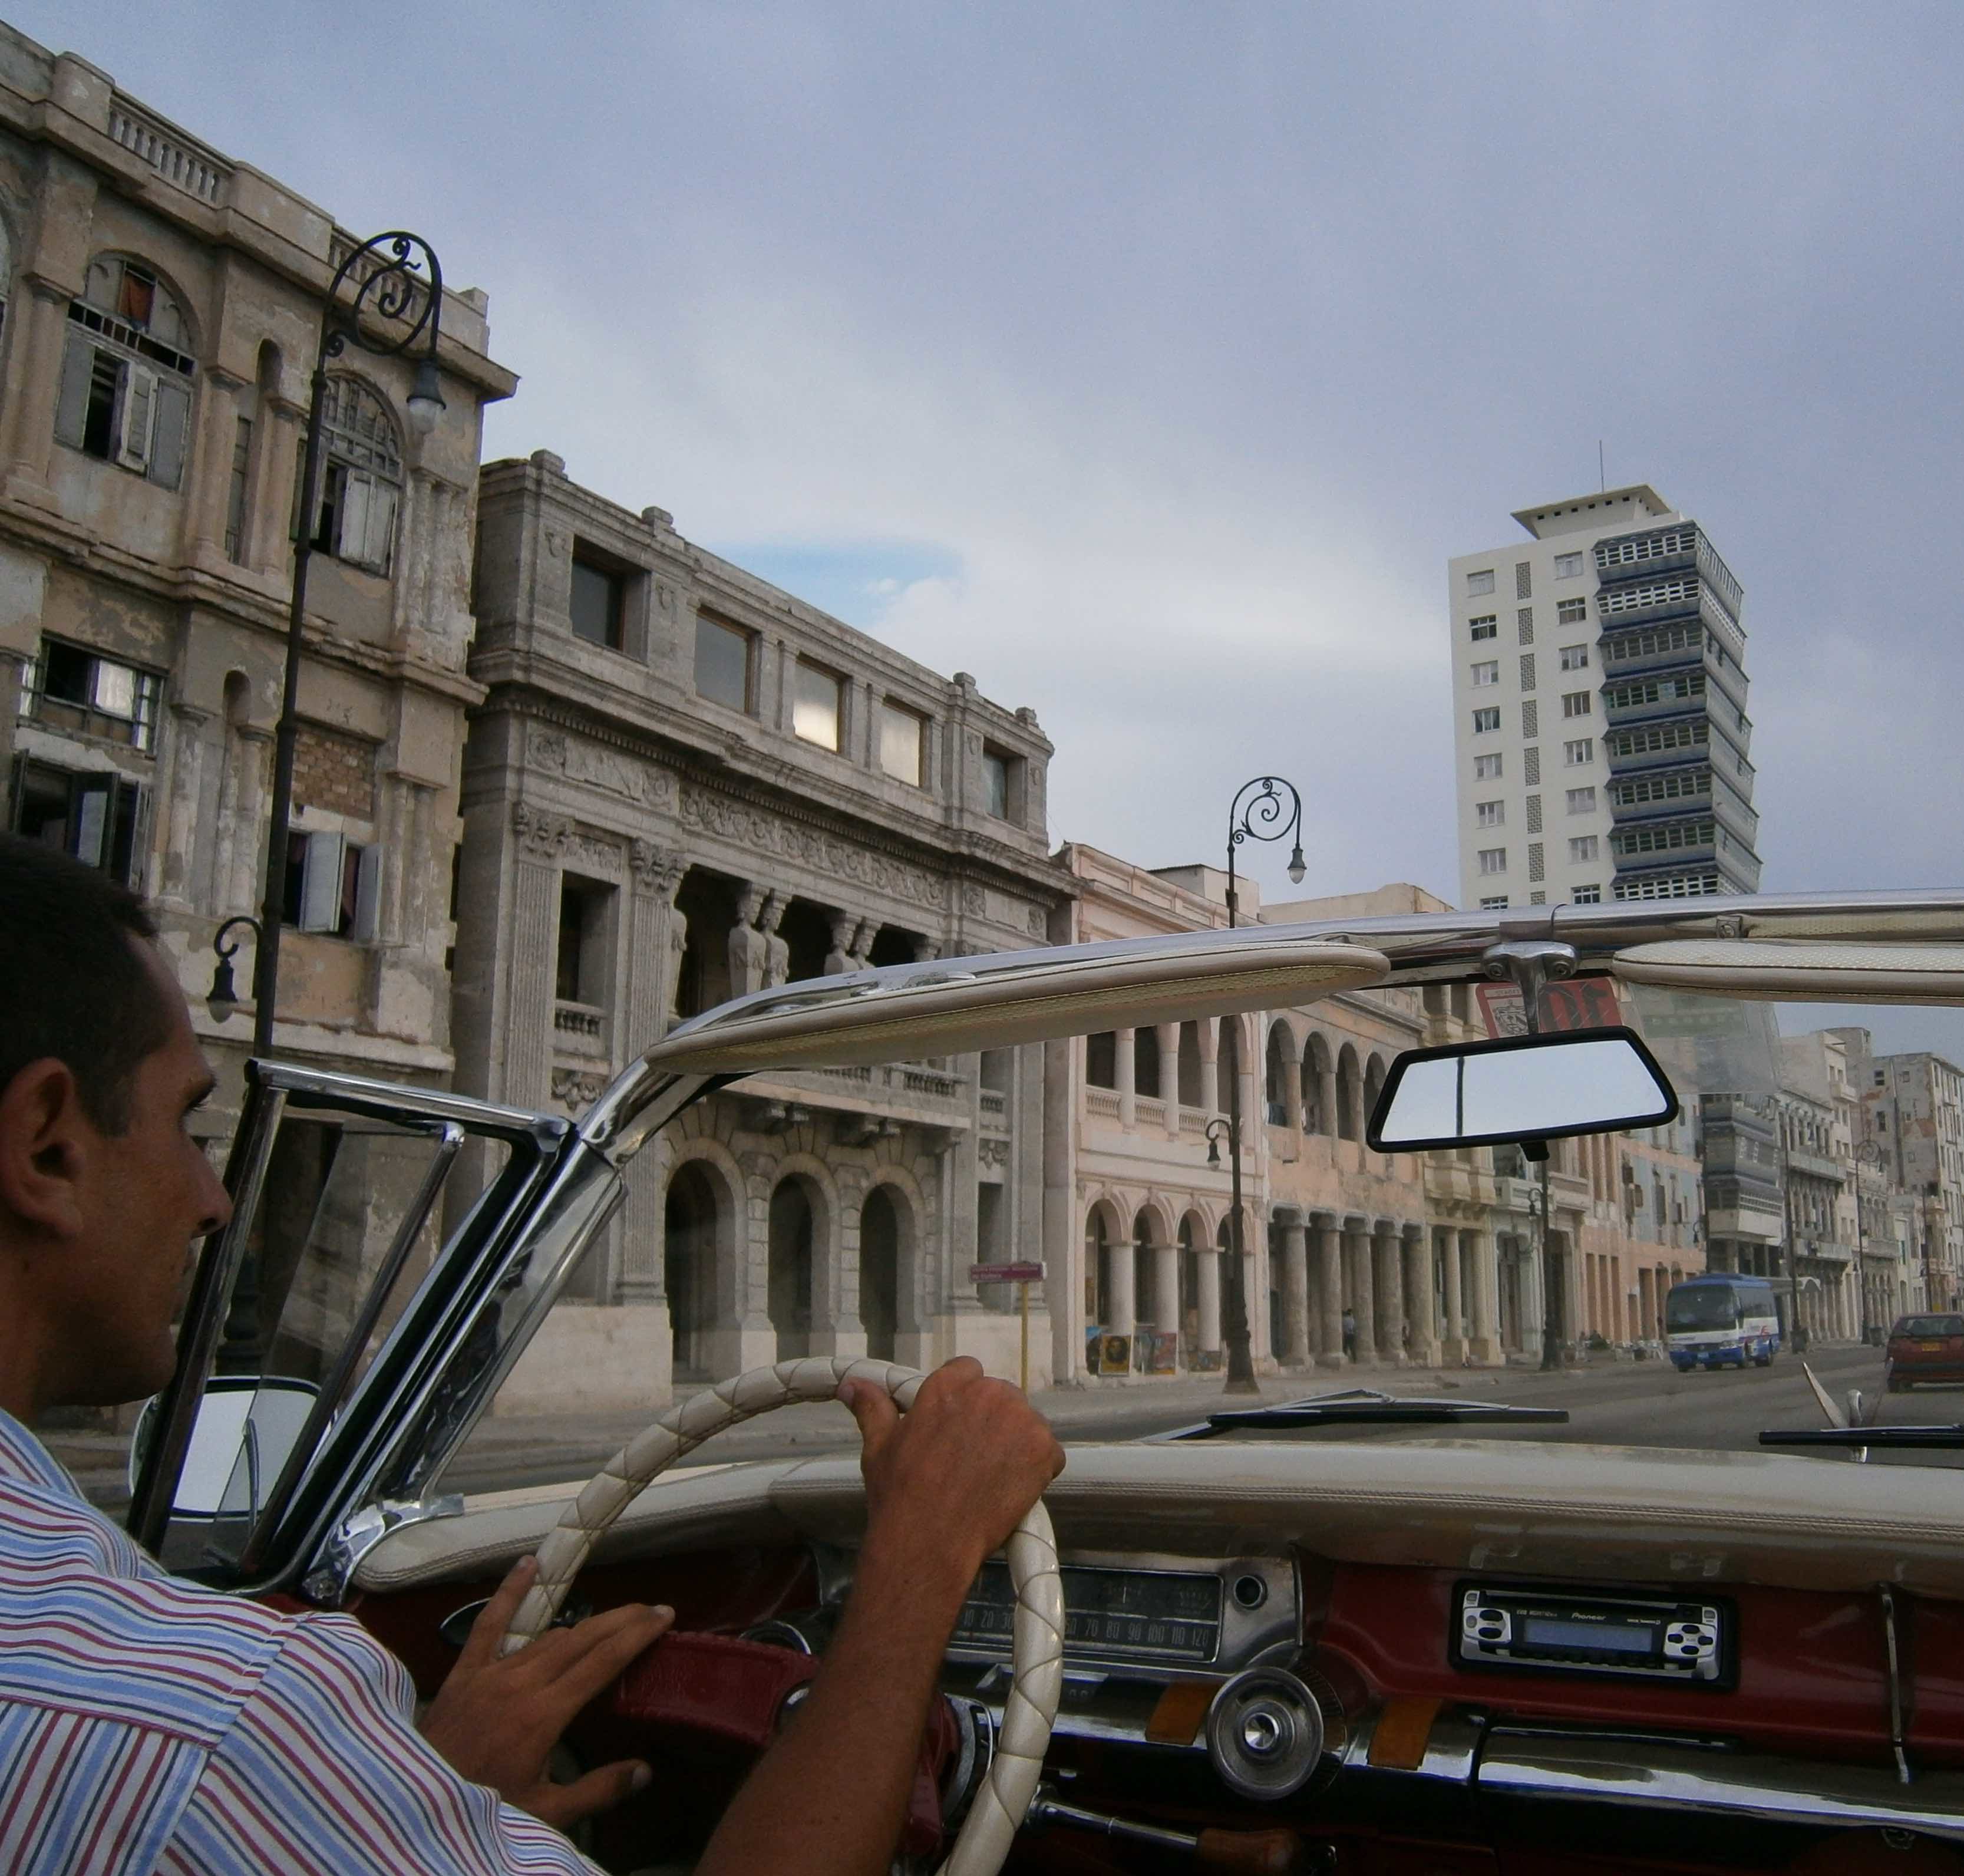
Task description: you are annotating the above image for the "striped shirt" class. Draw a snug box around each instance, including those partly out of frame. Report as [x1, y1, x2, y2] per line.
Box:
[0, 1409, 598, 1875]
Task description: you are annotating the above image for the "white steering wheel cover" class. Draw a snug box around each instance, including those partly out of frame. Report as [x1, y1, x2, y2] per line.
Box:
[500, 1356, 1061, 1876]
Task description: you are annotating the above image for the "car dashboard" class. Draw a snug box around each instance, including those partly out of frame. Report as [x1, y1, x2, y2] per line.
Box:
[349, 1440, 1964, 1872]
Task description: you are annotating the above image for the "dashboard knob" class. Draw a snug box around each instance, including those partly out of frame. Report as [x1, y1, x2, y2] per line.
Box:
[1205, 1667, 1326, 1800]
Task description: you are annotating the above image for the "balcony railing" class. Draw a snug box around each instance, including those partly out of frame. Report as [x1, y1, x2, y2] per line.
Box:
[553, 1001, 609, 1054]
[107, 98, 229, 205]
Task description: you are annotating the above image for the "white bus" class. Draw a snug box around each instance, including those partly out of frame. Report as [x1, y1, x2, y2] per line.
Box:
[1665, 1274, 1781, 1371]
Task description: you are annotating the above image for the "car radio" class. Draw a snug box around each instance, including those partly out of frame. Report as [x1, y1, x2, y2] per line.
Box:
[1453, 1582, 1734, 1687]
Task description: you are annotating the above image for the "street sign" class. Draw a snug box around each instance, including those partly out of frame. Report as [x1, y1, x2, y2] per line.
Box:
[970, 1261, 1044, 1285]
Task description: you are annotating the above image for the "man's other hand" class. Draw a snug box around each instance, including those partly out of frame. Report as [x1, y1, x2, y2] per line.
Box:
[420, 1555, 672, 1827]
[837, 1357, 1064, 1595]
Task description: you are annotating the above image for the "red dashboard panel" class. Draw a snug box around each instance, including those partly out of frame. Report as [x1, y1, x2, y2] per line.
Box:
[348, 1544, 818, 1699]
[1315, 1564, 1964, 1764]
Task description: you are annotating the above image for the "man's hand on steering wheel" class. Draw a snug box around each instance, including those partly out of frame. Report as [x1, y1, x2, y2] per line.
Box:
[420, 1554, 673, 1827]
[838, 1356, 1065, 1594]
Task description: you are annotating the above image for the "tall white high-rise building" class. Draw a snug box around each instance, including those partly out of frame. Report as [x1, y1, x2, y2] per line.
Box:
[1447, 486, 1761, 912]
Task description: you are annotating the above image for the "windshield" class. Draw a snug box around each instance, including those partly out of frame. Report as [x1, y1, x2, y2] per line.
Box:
[1663, 1290, 1739, 1331]
[434, 980, 1964, 1493]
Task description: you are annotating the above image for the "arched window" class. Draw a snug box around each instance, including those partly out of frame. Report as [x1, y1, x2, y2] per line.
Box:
[55, 255, 195, 490]
[298, 376, 402, 575]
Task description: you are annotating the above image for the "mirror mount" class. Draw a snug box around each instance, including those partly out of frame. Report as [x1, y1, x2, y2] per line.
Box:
[1481, 939, 1579, 1036]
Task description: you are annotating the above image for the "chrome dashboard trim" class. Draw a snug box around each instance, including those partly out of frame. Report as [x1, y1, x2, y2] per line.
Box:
[1477, 1729, 1964, 1842]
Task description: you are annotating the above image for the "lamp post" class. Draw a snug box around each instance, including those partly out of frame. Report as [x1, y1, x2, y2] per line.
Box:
[1770, 1097, 1808, 1356]
[1216, 776, 1306, 1395]
[1527, 1178, 1561, 1371]
[1852, 1139, 1884, 1346]
[244, 232, 445, 1060]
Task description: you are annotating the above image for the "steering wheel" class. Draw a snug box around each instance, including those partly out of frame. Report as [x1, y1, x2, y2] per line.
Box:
[497, 1356, 1064, 1876]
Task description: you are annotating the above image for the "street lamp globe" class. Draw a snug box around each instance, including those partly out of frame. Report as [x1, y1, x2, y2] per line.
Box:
[405, 357, 446, 436]
[1287, 843, 1306, 885]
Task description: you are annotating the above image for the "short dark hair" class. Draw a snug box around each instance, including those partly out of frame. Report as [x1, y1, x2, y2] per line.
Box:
[0, 835, 174, 1135]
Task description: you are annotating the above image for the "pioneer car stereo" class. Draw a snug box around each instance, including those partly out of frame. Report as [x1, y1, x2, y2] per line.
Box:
[1453, 1582, 1734, 1687]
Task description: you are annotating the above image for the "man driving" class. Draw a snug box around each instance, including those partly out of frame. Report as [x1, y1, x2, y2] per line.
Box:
[0, 833, 1064, 1875]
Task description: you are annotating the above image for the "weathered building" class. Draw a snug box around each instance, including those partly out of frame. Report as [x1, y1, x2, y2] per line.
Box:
[457, 451, 1068, 1409]
[0, 28, 513, 1115]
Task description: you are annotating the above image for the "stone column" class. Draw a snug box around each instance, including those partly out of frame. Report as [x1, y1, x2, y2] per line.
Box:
[156, 704, 210, 909]
[1314, 1215, 1345, 1365]
[1345, 1216, 1376, 1364]
[505, 802, 572, 1109]
[1157, 1023, 1181, 1139]
[3, 280, 78, 499]
[1107, 1235, 1137, 1344]
[1117, 1026, 1136, 1131]
[1282, 1046, 1303, 1132]
[1197, 1249, 1222, 1359]
[184, 367, 246, 566]
[225, 727, 273, 915]
[1403, 1224, 1438, 1366]
[1465, 1230, 1503, 1365]
[1197, 1020, 1220, 1115]
[1152, 1241, 1180, 1361]
[1280, 1215, 1311, 1367]
[619, 843, 687, 1302]
[250, 393, 306, 575]
[1439, 1226, 1466, 1364]
[1375, 1222, 1407, 1364]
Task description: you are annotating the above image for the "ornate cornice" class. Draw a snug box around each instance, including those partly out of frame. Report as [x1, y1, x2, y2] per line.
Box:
[473, 684, 1074, 914]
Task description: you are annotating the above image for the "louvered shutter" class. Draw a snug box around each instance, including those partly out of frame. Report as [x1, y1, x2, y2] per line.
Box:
[147, 378, 190, 490]
[54, 334, 94, 448]
[298, 830, 345, 932]
[116, 366, 157, 472]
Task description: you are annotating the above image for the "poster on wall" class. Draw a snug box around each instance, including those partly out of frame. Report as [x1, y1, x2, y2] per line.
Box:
[1147, 1331, 1179, 1375]
[1097, 1333, 1132, 1376]
[1193, 1347, 1222, 1372]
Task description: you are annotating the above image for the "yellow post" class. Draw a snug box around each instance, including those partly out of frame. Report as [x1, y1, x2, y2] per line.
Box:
[1019, 1278, 1031, 1395]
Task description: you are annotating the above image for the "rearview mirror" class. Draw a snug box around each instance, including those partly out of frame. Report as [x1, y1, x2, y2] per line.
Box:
[1366, 1027, 1678, 1152]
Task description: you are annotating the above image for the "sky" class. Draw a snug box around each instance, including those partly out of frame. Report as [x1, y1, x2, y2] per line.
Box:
[40, 4, 1964, 1020]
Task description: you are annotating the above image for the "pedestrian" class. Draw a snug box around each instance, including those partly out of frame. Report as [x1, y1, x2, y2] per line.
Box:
[1342, 1307, 1356, 1360]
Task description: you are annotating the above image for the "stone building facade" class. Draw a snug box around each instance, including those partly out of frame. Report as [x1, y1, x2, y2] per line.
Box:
[456, 452, 1068, 1411]
[0, 29, 513, 1120]
[1046, 858, 1519, 1383]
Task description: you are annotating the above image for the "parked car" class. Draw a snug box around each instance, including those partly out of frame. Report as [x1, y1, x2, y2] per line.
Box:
[1886, 1314, 1964, 1391]
[129, 892, 1964, 1872]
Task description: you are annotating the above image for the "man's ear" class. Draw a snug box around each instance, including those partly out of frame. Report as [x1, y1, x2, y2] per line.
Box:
[0, 1059, 95, 1244]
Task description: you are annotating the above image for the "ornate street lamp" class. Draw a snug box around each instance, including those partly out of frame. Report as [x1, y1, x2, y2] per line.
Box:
[245, 232, 445, 1060]
[1216, 776, 1307, 1394]
[1527, 1181, 1560, 1371]
[204, 915, 261, 1025]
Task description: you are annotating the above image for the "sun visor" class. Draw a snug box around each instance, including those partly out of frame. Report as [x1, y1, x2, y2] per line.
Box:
[1612, 940, 1964, 1005]
[639, 941, 1393, 1074]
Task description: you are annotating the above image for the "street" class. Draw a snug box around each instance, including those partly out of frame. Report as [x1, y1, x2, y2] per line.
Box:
[430, 1341, 1961, 1498]
[54, 1343, 1960, 1515]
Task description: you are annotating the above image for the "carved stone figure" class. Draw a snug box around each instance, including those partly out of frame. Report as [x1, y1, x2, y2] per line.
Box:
[825, 913, 857, 978]
[729, 884, 768, 998]
[759, 891, 790, 990]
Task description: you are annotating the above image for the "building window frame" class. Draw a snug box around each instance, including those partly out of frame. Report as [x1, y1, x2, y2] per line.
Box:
[694, 613, 754, 712]
[792, 658, 846, 752]
[55, 256, 196, 491]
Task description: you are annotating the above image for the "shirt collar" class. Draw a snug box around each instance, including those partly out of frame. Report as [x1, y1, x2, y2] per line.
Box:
[0, 1405, 88, 1499]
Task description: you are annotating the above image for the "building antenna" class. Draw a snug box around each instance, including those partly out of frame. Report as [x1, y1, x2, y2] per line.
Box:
[1599, 440, 1606, 493]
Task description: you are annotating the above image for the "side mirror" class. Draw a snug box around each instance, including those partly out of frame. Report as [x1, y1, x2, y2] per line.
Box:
[127, 1376, 321, 1523]
[1367, 1026, 1678, 1152]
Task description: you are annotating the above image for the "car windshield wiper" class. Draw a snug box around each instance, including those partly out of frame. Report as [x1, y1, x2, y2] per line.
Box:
[1760, 1426, 1964, 1450]
[1157, 1387, 1569, 1440]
